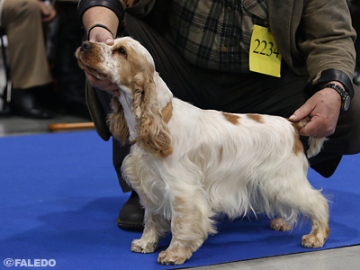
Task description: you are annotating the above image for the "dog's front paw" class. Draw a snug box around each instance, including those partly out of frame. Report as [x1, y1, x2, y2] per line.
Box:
[131, 239, 157, 253]
[157, 249, 190, 265]
[301, 234, 326, 248]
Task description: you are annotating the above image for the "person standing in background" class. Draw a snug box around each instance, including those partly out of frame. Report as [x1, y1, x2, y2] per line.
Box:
[0, 0, 56, 119]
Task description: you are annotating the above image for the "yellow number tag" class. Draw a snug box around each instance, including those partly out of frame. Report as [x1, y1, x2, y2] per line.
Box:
[249, 25, 282, 78]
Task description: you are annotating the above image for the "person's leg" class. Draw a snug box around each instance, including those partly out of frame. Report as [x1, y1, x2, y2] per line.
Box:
[2, 0, 52, 89]
[257, 66, 360, 176]
[86, 77, 146, 230]
[112, 139, 145, 230]
[201, 63, 360, 177]
[228, 65, 360, 177]
[1, 0, 53, 118]
[309, 84, 360, 176]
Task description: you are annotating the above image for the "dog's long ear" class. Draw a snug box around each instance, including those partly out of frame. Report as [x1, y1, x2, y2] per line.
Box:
[133, 72, 173, 157]
[108, 96, 130, 145]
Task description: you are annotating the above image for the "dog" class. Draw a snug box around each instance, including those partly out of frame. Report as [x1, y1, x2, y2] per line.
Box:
[76, 36, 329, 265]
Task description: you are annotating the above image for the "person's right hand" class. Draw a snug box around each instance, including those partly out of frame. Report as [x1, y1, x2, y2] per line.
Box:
[38, 1, 56, 23]
[86, 27, 120, 97]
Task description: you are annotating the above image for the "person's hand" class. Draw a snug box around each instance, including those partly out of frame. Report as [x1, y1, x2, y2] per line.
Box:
[86, 27, 120, 97]
[289, 86, 342, 138]
[38, 1, 56, 23]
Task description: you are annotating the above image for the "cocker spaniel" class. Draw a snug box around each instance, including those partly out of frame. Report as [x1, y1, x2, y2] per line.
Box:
[76, 37, 329, 265]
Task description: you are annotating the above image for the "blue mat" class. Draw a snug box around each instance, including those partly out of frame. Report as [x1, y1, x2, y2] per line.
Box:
[1, 131, 359, 269]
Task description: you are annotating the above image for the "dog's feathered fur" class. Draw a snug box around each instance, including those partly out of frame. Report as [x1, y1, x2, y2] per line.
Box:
[76, 37, 329, 265]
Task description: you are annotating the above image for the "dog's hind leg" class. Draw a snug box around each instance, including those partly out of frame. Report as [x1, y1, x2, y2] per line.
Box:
[300, 188, 330, 248]
[270, 217, 292, 231]
[268, 176, 330, 248]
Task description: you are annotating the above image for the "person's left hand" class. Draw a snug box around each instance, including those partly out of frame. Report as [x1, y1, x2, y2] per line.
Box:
[38, 1, 56, 23]
[289, 86, 342, 138]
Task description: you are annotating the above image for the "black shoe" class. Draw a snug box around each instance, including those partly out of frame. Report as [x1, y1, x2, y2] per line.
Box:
[10, 88, 54, 119]
[117, 191, 144, 231]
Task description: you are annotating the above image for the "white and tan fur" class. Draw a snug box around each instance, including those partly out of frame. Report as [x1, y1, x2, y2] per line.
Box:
[76, 37, 329, 265]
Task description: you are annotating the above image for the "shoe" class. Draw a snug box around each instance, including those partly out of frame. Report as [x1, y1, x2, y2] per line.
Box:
[117, 191, 144, 231]
[10, 89, 54, 119]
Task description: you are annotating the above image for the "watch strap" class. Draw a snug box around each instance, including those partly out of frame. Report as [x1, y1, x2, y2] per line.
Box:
[324, 83, 350, 112]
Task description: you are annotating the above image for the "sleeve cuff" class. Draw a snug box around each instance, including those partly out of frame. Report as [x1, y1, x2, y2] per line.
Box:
[313, 69, 355, 99]
[78, 0, 125, 22]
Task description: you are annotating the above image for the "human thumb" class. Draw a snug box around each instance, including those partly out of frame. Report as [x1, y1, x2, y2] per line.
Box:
[289, 105, 310, 122]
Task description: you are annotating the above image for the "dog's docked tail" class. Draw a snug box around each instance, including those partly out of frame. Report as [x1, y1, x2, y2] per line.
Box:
[293, 117, 326, 158]
[307, 136, 326, 158]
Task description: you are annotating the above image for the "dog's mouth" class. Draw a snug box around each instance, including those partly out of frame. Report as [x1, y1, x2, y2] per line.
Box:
[75, 46, 109, 80]
[78, 60, 108, 80]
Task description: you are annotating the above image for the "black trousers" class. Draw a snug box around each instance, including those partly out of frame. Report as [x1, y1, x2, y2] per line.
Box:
[89, 14, 360, 192]
[55, 2, 86, 107]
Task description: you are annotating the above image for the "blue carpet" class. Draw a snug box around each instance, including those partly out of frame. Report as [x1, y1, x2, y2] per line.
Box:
[1, 131, 359, 269]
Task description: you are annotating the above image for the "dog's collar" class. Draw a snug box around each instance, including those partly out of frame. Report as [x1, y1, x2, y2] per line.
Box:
[161, 101, 173, 124]
[129, 101, 172, 146]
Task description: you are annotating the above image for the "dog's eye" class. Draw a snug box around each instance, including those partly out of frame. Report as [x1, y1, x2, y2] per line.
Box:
[115, 47, 127, 57]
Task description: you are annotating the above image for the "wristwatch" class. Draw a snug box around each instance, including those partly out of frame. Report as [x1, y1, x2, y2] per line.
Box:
[324, 83, 351, 112]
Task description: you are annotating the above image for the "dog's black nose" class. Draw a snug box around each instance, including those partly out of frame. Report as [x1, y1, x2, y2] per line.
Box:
[80, 41, 92, 52]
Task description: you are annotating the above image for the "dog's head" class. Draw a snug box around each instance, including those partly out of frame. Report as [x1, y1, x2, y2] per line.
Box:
[76, 36, 155, 91]
[76, 37, 172, 157]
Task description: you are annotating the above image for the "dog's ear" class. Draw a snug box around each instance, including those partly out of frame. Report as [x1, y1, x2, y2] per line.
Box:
[133, 72, 173, 157]
[108, 96, 130, 145]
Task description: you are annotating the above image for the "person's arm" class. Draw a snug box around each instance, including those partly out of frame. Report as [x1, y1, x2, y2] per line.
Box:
[83, 6, 119, 42]
[78, 0, 156, 42]
[290, 0, 356, 138]
[299, 0, 355, 95]
[77, 0, 156, 95]
[78, 0, 126, 42]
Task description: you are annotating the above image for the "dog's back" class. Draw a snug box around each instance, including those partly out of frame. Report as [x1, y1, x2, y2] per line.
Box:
[163, 101, 323, 221]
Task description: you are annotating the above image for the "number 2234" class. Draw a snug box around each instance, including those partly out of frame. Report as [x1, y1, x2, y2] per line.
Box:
[252, 39, 280, 58]
[249, 25, 282, 77]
